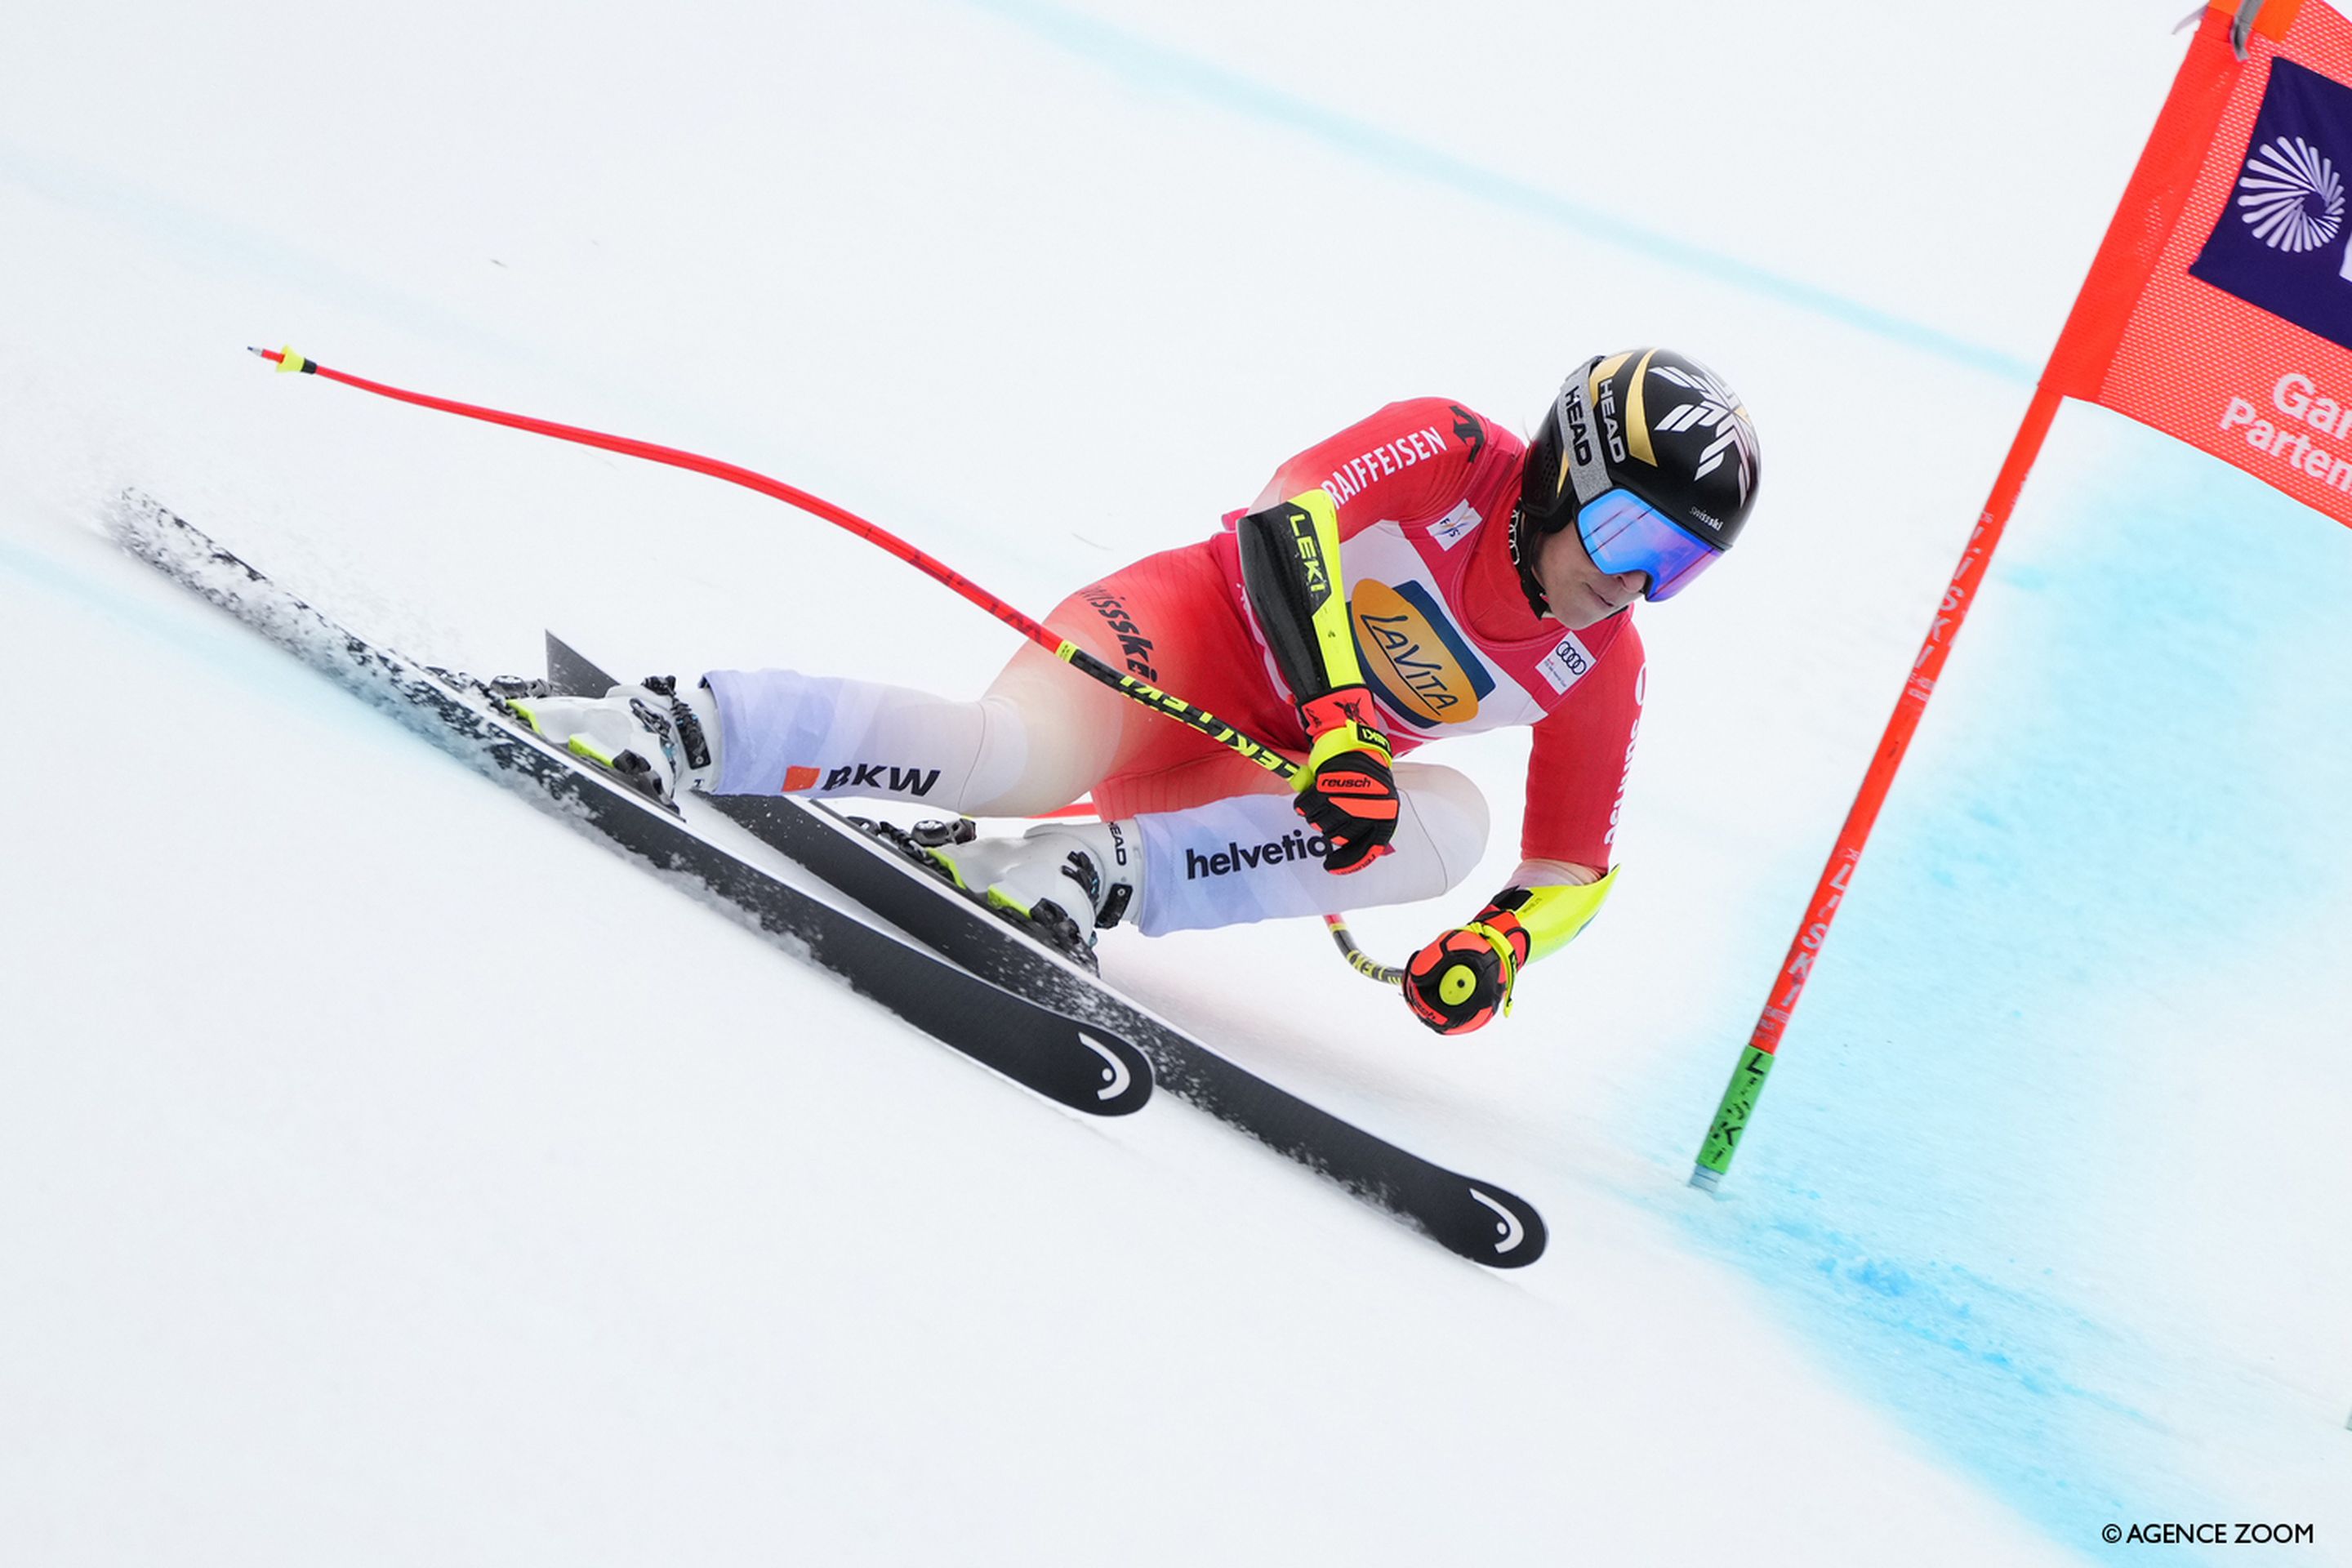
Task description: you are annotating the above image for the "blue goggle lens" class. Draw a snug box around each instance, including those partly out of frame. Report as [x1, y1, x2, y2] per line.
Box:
[1575, 488, 1722, 602]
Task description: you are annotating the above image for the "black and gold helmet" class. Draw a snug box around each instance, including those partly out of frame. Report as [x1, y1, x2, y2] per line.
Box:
[1513, 348, 1761, 607]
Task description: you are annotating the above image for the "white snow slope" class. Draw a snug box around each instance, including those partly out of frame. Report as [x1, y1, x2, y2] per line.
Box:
[4, 2, 2347, 1563]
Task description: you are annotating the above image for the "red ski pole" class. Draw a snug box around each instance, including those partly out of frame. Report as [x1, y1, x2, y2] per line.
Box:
[252, 345, 1304, 782]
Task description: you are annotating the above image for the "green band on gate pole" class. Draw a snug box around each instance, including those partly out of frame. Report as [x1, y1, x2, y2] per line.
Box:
[1690, 1045, 1776, 1189]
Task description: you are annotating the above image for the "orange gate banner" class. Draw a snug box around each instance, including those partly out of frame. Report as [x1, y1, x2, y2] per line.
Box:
[2048, 0, 2352, 527]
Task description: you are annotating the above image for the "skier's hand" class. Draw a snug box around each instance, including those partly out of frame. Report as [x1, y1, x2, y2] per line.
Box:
[1403, 902, 1531, 1036]
[1292, 687, 1397, 874]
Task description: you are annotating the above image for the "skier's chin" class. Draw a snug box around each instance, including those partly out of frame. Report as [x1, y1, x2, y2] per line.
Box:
[1551, 580, 1627, 630]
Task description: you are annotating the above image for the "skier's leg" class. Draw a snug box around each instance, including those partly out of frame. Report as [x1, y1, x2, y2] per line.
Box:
[698, 657, 1127, 814]
[911, 755, 1487, 947]
[506, 642, 1123, 814]
[508, 535, 1487, 938]
[1000, 546, 1493, 933]
[1121, 762, 1490, 936]
[700, 537, 1285, 816]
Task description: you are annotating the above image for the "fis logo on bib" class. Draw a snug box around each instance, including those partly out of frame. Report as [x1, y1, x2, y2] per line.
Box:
[2190, 57, 2352, 353]
[1427, 499, 1481, 550]
[1351, 578, 1495, 728]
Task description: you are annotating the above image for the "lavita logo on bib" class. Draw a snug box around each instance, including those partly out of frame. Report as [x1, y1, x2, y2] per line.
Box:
[1350, 578, 1496, 727]
[2190, 56, 2352, 352]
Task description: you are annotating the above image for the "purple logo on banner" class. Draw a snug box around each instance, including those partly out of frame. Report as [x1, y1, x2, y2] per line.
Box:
[2191, 58, 2352, 353]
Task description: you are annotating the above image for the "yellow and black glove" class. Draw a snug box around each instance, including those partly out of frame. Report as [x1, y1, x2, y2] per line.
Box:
[1405, 871, 1619, 1036]
[1293, 687, 1397, 874]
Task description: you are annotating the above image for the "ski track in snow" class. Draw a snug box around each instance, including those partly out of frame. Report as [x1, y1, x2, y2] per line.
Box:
[5, 2, 2348, 1563]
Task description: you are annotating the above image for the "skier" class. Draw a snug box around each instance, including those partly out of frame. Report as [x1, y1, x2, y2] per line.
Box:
[506, 348, 1760, 1035]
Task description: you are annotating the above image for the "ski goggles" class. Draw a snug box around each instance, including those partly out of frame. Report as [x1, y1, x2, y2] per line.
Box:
[1575, 487, 1722, 602]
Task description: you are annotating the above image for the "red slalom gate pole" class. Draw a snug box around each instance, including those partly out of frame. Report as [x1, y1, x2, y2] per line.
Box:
[1689, 384, 2065, 1192]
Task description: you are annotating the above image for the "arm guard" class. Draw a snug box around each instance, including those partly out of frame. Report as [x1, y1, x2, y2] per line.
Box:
[1236, 489, 1365, 707]
[1471, 866, 1620, 976]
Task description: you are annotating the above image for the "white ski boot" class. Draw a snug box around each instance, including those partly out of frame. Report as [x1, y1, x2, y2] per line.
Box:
[900, 817, 1141, 963]
[498, 675, 720, 805]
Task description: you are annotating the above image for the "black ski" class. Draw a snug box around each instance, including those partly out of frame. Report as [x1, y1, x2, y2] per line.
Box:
[111, 493, 1152, 1117]
[545, 638, 1548, 1268]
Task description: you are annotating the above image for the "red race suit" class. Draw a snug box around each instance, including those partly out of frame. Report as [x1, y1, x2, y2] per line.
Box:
[1052, 398, 1643, 871]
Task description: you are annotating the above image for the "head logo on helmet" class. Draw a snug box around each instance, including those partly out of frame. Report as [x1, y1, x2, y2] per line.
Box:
[1512, 346, 1761, 613]
[1560, 381, 1596, 474]
[1592, 353, 1631, 464]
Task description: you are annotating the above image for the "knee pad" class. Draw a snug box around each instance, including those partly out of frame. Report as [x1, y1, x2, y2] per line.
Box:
[1393, 762, 1490, 894]
[1127, 767, 1490, 935]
